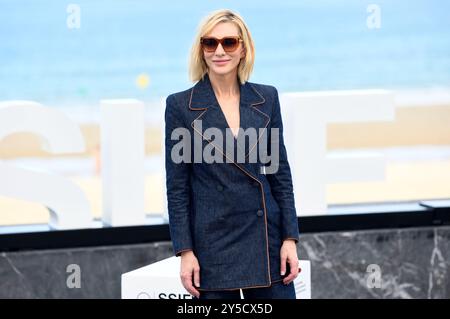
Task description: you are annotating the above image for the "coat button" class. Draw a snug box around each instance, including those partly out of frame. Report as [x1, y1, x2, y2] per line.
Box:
[256, 209, 264, 217]
[216, 184, 224, 191]
[252, 181, 259, 187]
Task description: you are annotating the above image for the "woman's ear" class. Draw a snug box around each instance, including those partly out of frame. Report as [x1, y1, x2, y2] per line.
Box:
[241, 47, 246, 59]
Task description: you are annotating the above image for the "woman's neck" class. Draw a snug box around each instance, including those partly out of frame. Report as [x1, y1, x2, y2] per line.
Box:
[208, 71, 240, 99]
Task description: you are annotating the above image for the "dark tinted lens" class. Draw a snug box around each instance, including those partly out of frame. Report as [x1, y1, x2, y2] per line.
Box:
[222, 37, 238, 50]
[201, 38, 218, 51]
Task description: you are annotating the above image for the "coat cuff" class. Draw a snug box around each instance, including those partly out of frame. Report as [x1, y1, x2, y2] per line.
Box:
[169, 224, 193, 257]
[175, 248, 193, 257]
[281, 209, 300, 243]
[283, 237, 299, 244]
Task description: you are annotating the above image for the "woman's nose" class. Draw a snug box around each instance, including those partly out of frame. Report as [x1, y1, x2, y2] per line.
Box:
[215, 43, 225, 55]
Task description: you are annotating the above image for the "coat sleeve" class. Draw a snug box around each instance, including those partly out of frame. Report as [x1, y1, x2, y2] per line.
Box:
[266, 87, 300, 243]
[165, 94, 193, 256]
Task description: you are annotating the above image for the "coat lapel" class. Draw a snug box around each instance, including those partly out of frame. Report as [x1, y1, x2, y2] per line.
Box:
[189, 73, 269, 165]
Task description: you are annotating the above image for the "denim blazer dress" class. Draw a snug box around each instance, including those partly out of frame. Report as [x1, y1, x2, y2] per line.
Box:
[165, 72, 300, 291]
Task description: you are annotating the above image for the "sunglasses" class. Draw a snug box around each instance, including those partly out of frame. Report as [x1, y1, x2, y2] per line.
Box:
[200, 36, 243, 52]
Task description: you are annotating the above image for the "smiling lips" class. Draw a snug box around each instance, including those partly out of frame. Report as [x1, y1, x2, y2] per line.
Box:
[213, 59, 230, 65]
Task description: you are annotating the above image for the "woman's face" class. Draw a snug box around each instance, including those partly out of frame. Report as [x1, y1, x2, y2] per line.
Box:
[202, 22, 246, 78]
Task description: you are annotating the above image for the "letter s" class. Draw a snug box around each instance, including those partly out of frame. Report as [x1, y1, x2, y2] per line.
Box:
[0, 101, 92, 229]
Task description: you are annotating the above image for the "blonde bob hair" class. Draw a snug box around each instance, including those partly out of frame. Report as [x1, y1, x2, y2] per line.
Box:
[189, 9, 255, 84]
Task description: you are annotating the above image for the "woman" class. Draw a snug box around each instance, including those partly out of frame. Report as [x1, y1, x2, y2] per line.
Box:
[165, 9, 300, 299]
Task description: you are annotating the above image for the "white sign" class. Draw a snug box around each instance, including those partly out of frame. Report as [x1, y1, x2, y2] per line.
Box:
[0, 90, 395, 228]
[121, 256, 311, 299]
[281, 90, 395, 215]
[100, 99, 146, 226]
[0, 101, 91, 229]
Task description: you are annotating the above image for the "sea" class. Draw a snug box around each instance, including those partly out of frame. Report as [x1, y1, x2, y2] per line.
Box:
[0, 0, 449, 109]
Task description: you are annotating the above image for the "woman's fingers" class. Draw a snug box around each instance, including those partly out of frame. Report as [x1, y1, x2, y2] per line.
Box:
[193, 265, 201, 288]
[181, 269, 200, 298]
[180, 254, 201, 298]
[283, 259, 299, 285]
[280, 254, 287, 276]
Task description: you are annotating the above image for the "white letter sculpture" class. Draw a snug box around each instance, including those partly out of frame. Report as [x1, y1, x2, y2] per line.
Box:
[281, 90, 395, 215]
[0, 101, 92, 229]
[100, 99, 146, 226]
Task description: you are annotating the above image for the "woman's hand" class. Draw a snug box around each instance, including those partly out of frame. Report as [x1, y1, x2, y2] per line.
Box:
[180, 250, 201, 298]
[280, 239, 299, 285]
